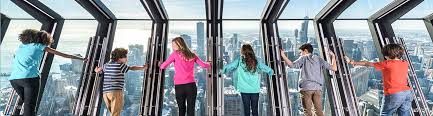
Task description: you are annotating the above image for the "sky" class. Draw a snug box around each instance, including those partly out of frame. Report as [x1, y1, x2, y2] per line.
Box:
[0, 0, 432, 30]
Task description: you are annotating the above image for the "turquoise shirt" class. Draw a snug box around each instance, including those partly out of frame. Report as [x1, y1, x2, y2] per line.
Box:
[9, 43, 46, 80]
[222, 57, 273, 93]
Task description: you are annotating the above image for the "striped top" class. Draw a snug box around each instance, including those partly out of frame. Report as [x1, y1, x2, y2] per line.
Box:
[102, 61, 129, 93]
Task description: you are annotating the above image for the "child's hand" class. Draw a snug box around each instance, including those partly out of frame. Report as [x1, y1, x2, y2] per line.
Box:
[344, 56, 352, 64]
[328, 50, 335, 57]
[143, 64, 149, 70]
[280, 49, 286, 57]
[94, 67, 102, 73]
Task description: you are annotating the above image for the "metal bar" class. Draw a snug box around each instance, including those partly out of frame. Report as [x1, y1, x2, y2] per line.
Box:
[0, 13, 11, 45]
[260, 0, 291, 115]
[313, 0, 358, 115]
[424, 14, 433, 42]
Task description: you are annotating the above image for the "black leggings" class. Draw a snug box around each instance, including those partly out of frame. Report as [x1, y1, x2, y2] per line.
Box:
[10, 77, 40, 116]
[175, 82, 197, 116]
[241, 93, 259, 116]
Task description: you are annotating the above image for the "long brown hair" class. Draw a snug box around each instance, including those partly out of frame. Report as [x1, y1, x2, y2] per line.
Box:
[173, 37, 196, 60]
[241, 44, 257, 73]
[19, 29, 53, 46]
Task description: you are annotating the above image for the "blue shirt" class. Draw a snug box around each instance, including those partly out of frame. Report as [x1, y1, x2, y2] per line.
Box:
[222, 57, 273, 93]
[102, 61, 130, 93]
[9, 43, 46, 80]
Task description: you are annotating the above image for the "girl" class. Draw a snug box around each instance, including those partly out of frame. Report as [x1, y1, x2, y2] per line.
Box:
[9, 29, 85, 116]
[159, 37, 210, 116]
[221, 44, 273, 116]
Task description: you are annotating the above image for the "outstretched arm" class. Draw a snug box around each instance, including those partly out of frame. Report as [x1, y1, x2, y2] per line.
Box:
[329, 51, 337, 71]
[221, 57, 240, 74]
[280, 49, 293, 66]
[160, 52, 176, 69]
[344, 56, 374, 67]
[195, 56, 211, 68]
[129, 64, 149, 70]
[45, 47, 86, 60]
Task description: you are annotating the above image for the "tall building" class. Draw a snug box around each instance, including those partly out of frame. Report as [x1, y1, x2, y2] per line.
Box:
[299, 16, 309, 43]
[224, 87, 243, 116]
[196, 22, 206, 59]
[181, 34, 192, 47]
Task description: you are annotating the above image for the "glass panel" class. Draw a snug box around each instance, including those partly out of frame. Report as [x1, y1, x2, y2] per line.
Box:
[223, 0, 267, 19]
[222, 21, 269, 115]
[0, 0, 33, 18]
[401, 0, 433, 18]
[278, 20, 331, 115]
[162, 21, 207, 115]
[162, 0, 206, 19]
[0, 20, 42, 114]
[338, 0, 393, 19]
[392, 20, 433, 109]
[99, 21, 152, 115]
[37, 20, 97, 115]
[334, 20, 383, 115]
[279, 0, 329, 19]
[39, 0, 94, 18]
[101, 0, 150, 19]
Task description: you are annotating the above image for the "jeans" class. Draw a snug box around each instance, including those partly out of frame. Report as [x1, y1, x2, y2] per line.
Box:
[381, 90, 413, 116]
[175, 82, 197, 116]
[300, 90, 324, 116]
[10, 77, 40, 116]
[241, 93, 259, 116]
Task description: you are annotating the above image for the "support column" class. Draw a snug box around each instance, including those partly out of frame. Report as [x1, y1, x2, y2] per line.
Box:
[0, 13, 11, 45]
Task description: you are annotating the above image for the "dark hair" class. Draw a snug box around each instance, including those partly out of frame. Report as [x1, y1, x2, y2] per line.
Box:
[241, 44, 257, 73]
[111, 48, 128, 61]
[382, 44, 404, 59]
[19, 29, 53, 46]
[299, 43, 313, 53]
[172, 37, 196, 60]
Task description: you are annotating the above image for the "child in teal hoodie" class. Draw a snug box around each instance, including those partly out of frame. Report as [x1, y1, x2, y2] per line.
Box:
[222, 44, 273, 116]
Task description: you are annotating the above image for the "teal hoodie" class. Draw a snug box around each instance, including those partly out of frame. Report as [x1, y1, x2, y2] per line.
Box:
[222, 56, 273, 93]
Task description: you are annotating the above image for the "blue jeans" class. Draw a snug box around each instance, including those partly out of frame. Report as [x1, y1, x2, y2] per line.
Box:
[241, 93, 259, 116]
[380, 90, 413, 116]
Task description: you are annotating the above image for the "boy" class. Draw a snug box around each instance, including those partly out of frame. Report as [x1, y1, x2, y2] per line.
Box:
[95, 48, 148, 116]
[280, 43, 337, 116]
[345, 44, 412, 116]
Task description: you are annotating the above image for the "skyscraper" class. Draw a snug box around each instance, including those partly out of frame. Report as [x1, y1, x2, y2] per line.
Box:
[196, 22, 206, 59]
[180, 34, 192, 47]
[299, 16, 309, 43]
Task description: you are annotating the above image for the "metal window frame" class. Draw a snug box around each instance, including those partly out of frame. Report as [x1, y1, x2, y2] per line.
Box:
[313, 0, 357, 115]
[260, 0, 291, 116]
[72, 0, 116, 115]
[4, 0, 64, 115]
[138, 0, 169, 115]
[205, 0, 224, 115]
[1, 13, 11, 45]
[424, 13, 433, 41]
[367, 0, 430, 116]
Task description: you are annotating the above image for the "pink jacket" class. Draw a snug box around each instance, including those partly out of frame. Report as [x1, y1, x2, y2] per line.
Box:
[160, 51, 210, 85]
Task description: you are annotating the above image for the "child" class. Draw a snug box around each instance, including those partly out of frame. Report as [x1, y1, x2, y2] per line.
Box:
[159, 37, 210, 116]
[344, 44, 412, 116]
[9, 29, 86, 116]
[221, 44, 273, 116]
[280, 43, 337, 116]
[94, 48, 148, 116]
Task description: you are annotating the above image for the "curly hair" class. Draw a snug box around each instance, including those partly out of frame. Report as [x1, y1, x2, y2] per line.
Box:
[111, 48, 128, 61]
[241, 44, 257, 73]
[19, 29, 53, 45]
[382, 44, 404, 59]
